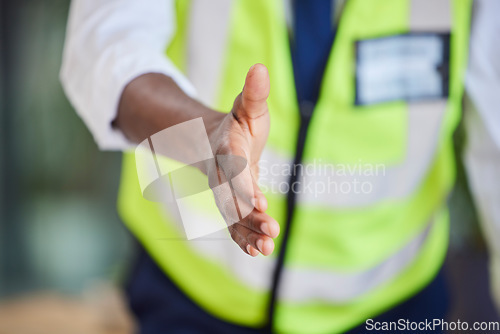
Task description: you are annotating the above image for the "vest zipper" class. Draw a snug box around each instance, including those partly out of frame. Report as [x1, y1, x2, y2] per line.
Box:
[264, 101, 315, 333]
[263, 0, 352, 329]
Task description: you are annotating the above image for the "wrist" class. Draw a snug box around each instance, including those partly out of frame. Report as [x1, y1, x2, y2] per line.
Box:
[194, 109, 225, 175]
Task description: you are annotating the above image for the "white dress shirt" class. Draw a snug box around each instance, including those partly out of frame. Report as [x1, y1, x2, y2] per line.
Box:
[60, 0, 195, 150]
[60, 0, 500, 309]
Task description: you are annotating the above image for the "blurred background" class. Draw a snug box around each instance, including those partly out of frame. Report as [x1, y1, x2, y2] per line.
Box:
[1, 0, 135, 332]
[0, 0, 497, 333]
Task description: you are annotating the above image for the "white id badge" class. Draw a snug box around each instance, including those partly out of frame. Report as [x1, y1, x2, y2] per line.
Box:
[355, 33, 450, 106]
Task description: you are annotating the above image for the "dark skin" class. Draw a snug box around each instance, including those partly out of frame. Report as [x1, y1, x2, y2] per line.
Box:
[114, 64, 279, 256]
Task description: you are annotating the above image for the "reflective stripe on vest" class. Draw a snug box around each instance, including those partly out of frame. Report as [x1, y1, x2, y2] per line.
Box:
[158, 202, 437, 302]
[187, 0, 233, 107]
[258, 100, 447, 208]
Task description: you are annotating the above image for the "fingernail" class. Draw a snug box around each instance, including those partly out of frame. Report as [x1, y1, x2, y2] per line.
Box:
[261, 223, 271, 236]
[270, 222, 279, 238]
[248, 245, 259, 257]
[259, 197, 267, 211]
[256, 239, 264, 253]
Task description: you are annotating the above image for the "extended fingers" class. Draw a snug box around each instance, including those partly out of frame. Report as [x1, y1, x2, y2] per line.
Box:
[241, 209, 279, 239]
[228, 225, 260, 256]
[252, 175, 268, 212]
[229, 222, 275, 256]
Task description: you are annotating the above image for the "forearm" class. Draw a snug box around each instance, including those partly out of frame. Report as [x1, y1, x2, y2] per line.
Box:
[114, 73, 224, 143]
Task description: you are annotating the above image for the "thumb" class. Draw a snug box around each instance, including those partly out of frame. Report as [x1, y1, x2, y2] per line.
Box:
[237, 63, 270, 120]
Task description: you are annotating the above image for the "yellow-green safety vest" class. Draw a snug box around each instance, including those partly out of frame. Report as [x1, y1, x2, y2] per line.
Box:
[118, 0, 472, 332]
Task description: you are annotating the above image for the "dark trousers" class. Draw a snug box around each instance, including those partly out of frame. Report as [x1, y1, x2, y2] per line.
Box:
[126, 249, 449, 334]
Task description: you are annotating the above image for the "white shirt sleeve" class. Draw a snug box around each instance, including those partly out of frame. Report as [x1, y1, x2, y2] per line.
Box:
[464, 0, 500, 312]
[60, 0, 196, 150]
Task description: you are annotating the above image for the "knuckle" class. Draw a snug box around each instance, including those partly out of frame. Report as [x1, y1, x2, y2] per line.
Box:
[246, 231, 259, 245]
[246, 213, 259, 231]
[229, 227, 238, 240]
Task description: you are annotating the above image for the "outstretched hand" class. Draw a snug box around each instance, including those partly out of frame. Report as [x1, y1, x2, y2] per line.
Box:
[207, 64, 280, 256]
